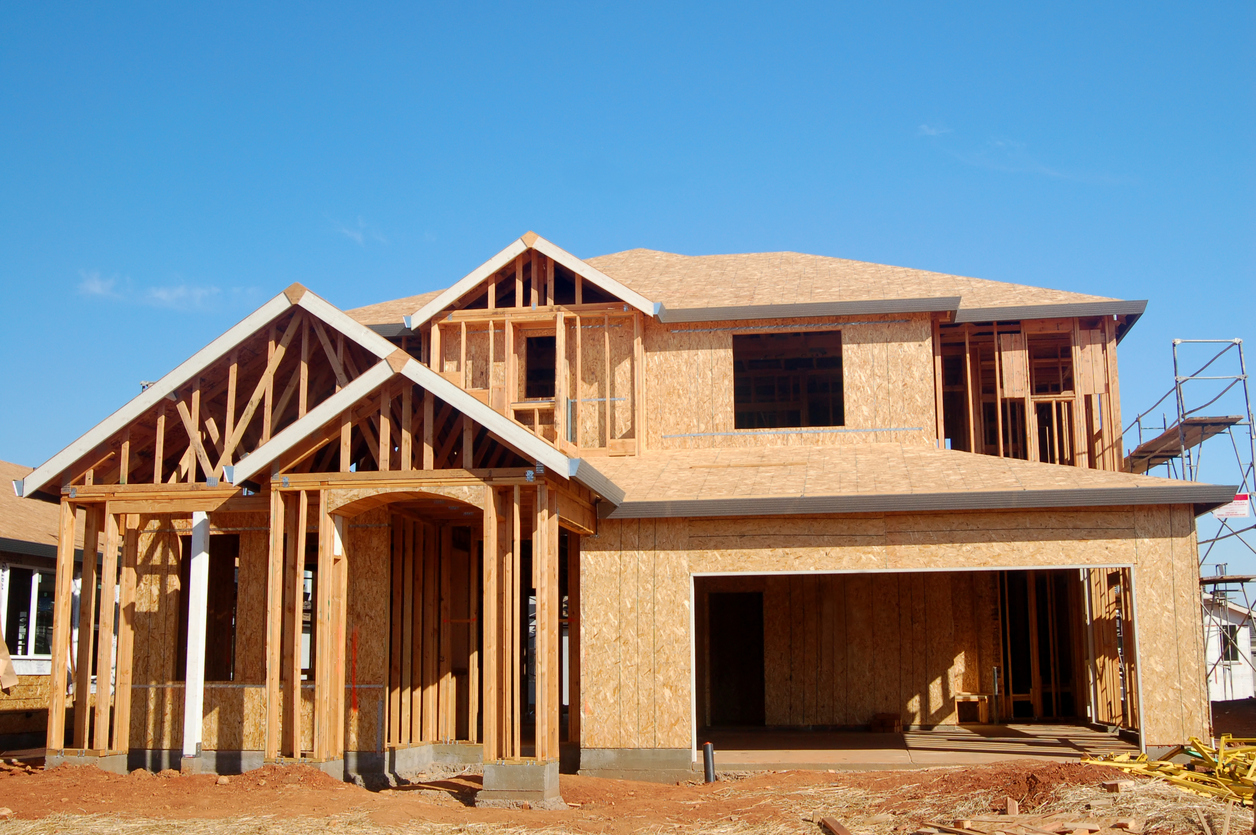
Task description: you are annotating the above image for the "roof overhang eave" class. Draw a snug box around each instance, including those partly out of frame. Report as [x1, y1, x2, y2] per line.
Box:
[599, 482, 1238, 520]
[656, 297, 962, 324]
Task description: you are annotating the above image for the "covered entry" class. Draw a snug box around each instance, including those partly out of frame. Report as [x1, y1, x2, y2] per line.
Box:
[694, 568, 1139, 759]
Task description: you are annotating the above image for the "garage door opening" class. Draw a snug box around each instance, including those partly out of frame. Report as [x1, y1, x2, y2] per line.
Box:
[694, 569, 1139, 768]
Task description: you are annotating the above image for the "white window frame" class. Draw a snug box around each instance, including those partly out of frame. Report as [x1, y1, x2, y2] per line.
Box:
[1, 561, 60, 675]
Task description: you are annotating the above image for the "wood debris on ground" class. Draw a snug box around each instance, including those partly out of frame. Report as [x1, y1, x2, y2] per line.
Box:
[1085, 735, 1256, 806]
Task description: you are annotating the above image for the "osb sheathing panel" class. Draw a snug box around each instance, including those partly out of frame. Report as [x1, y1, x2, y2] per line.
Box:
[643, 314, 936, 451]
[581, 505, 1205, 749]
[0, 674, 50, 713]
[234, 520, 269, 685]
[132, 516, 182, 686]
[1133, 504, 1209, 747]
[347, 505, 390, 753]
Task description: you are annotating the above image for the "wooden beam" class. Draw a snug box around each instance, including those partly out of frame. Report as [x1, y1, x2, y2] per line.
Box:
[567, 529, 580, 746]
[932, 319, 945, 447]
[92, 511, 120, 749]
[110, 514, 139, 752]
[993, 322, 1004, 458]
[283, 490, 306, 756]
[633, 311, 644, 454]
[331, 515, 348, 757]
[422, 391, 435, 469]
[963, 326, 976, 453]
[378, 385, 392, 472]
[46, 501, 78, 750]
[481, 487, 498, 761]
[439, 524, 453, 742]
[314, 490, 333, 758]
[409, 520, 423, 742]
[153, 403, 166, 484]
[510, 486, 522, 758]
[603, 314, 611, 449]
[422, 522, 439, 743]
[264, 488, 285, 759]
[515, 254, 524, 309]
[72, 506, 101, 748]
[468, 530, 480, 745]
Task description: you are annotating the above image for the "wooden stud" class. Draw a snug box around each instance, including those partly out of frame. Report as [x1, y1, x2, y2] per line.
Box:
[468, 531, 481, 745]
[72, 506, 101, 748]
[506, 319, 516, 407]
[110, 514, 139, 752]
[487, 274, 496, 310]
[546, 254, 554, 306]
[533, 484, 548, 759]
[378, 385, 392, 472]
[462, 416, 473, 467]
[314, 490, 333, 757]
[285, 491, 308, 757]
[298, 319, 310, 418]
[515, 253, 525, 309]
[530, 253, 539, 308]
[932, 319, 945, 447]
[481, 488, 499, 761]
[92, 511, 120, 749]
[265, 488, 285, 759]
[633, 311, 644, 454]
[45, 502, 78, 751]
[603, 314, 611, 448]
[422, 523, 439, 742]
[574, 274, 582, 305]
[119, 429, 131, 486]
[460, 321, 468, 388]
[153, 403, 166, 484]
[566, 530, 580, 746]
[422, 391, 435, 469]
[264, 324, 277, 443]
[401, 385, 413, 471]
[400, 518, 414, 743]
[574, 315, 582, 448]
[439, 525, 453, 742]
[993, 322, 1005, 458]
[331, 515, 348, 757]
[555, 313, 567, 447]
[431, 323, 442, 375]
[510, 486, 522, 758]
[962, 327, 976, 453]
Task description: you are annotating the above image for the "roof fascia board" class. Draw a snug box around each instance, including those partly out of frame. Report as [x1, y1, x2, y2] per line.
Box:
[600, 483, 1238, 519]
[657, 297, 961, 324]
[404, 238, 530, 331]
[296, 293, 396, 359]
[953, 300, 1148, 324]
[22, 293, 294, 499]
[567, 459, 625, 506]
[528, 237, 657, 318]
[228, 361, 395, 484]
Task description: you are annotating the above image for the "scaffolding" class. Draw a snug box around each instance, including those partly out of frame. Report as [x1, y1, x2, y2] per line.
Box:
[1124, 339, 1254, 704]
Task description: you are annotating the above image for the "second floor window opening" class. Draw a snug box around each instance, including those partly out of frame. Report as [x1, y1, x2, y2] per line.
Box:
[733, 330, 844, 429]
[525, 335, 557, 399]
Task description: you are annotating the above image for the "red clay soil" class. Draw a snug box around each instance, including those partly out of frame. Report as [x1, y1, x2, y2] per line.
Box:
[0, 759, 1129, 832]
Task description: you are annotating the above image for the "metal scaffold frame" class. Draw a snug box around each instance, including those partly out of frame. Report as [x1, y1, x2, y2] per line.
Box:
[1125, 339, 1254, 704]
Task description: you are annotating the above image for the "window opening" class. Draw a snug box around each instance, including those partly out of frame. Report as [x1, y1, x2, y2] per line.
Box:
[525, 336, 556, 399]
[733, 331, 843, 429]
[2, 566, 55, 657]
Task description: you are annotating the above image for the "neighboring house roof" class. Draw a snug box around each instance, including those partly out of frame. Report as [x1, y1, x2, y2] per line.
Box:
[349, 289, 443, 328]
[0, 461, 79, 558]
[585, 444, 1235, 519]
[1202, 593, 1255, 621]
[585, 249, 1146, 324]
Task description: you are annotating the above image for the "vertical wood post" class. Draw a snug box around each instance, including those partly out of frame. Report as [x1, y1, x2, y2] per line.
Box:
[510, 486, 522, 757]
[72, 505, 101, 748]
[46, 501, 77, 751]
[439, 524, 453, 741]
[468, 529, 481, 744]
[932, 319, 945, 447]
[422, 391, 435, 469]
[481, 489, 498, 760]
[111, 514, 139, 752]
[567, 529, 581, 746]
[181, 511, 211, 759]
[93, 510, 120, 749]
[264, 489, 285, 759]
[422, 522, 439, 742]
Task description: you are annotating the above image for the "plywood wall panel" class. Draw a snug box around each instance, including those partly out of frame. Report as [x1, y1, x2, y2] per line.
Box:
[763, 575, 791, 726]
[644, 314, 936, 451]
[346, 505, 391, 752]
[653, 518, 692, 748]
[234, 527, 268, 685]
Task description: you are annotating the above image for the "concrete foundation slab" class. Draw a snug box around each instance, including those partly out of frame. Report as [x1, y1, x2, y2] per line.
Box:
[477, 760, 564, 809]
[577, 748, 697, 783]
[46, 750, 128, 775]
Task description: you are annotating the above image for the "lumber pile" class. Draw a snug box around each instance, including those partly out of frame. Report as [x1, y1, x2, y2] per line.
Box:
[1085, 735, 1256, 806]
[913, 813, 1143, 834]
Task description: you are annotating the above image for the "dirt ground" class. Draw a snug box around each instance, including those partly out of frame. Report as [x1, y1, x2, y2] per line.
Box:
[0, 758, 1248, 835]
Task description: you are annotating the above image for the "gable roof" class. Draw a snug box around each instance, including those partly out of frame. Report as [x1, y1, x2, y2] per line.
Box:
[585, 249, 1146, 325]
[585, 444, 1234, 519]
[18, 284, 622, 505]
[398, 233, 658, 332]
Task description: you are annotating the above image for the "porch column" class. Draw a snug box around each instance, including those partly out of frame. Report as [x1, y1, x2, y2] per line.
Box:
[181, 511, 210, 764]
[45, 501, 78, 751]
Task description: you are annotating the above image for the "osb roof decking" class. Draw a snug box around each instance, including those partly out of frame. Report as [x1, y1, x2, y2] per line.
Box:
[349, 289, 443, 326]
[585, 444, 1235, 519]
[584, 249, 1116, 314]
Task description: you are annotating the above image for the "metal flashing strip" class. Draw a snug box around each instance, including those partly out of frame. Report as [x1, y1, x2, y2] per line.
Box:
[953, 299, 1148, 325]
[656, 297, 961, 324]
[668, 319, 911, 334]
[599, 483, 1239, 519]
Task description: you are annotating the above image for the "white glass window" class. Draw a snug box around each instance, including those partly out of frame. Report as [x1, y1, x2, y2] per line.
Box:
[1, 564, 56, 658]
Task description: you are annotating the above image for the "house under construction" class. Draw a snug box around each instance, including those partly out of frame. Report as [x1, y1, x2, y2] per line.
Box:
[16, 233, 1233, 803]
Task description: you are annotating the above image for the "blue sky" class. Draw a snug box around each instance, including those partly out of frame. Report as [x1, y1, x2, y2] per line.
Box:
[2, 3, 1253, 557]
